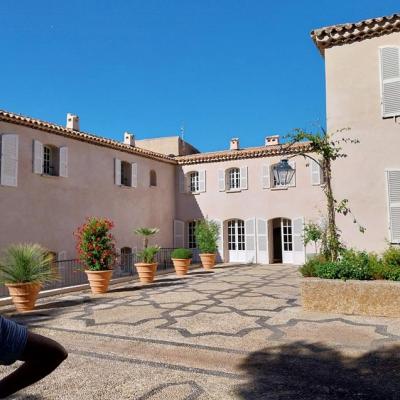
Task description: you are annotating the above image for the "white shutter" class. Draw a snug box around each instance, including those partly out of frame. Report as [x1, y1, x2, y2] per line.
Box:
[292, 217, 305, 264]
[173, 220, 185, 248]
[380, 47, 400, 117]
[33, 140, 43, 174]
[218, 170, 226, 191]
[213, 219, 223, 262]
[311, 159, 321, 185]
[1, 134, 18, 187]
[245, 218, 256, 263]
[59, 147, 68, 177]
[240, 166, 248, 190]
[131, 162, 137, 187]
[114, 158, 121, 186]
[57, 251, 67, 262]
[256, 218, 268, 264]
[288, 161, 296, 187]
[262, 164, 270, 189]
[178, 170, 186, 193]
[387, 170, 400, 243]
[198, 170, 206, 193]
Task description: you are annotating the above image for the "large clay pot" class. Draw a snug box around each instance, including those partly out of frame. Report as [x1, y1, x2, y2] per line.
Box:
[172, 258, 190, 276]
[135, 263, 157, 283]
[85, 270, 113, 294]
[199, 253, 216, 270]
[6, 283, 41, 312]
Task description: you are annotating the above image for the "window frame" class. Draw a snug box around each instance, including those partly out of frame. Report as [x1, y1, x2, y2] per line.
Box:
[227, 167, 241, 191]
[121, 161, 132, 187]
[188, 221, 197, 249]
[150, 170, 157, 187]
[189, 171, 200, 193]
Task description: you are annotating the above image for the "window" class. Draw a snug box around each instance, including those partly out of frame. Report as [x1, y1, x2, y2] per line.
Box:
[0, 134, 18, 187]
[33, 140, 68, 177]
[188, 221, 197, 248]
[189, 171, 199, 193]
[227, 168, 240, 190]
[121, 161, 132, 186]
[120, 247, 133, 270]
[115, 159, 137, 187]
[228, 219, 245, 250]
[150, 170, 157, 186]
[43, 145, 59, 176]
[282, 219, 293, 251]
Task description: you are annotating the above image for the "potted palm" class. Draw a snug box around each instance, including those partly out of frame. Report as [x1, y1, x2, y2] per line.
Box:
[0, 243, 57, 312]
[135, 246, 160, 283]
[171, 248, 193, 276]
[195, 219, 220, 270]
[134, 227, 160, 249]
[75, 217, 116, 294]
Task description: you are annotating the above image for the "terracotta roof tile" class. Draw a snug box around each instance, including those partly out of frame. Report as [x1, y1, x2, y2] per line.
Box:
[0, 109, 177, 164]
[175, 142, 311, 165]
[311, 13, 400, 54]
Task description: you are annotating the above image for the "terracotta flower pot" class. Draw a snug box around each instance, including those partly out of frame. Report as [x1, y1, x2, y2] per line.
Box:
[135, 263, 157, 283]
[172, 258, 190, 276]
[6, 282, 41, 312]
[199, 253, 216, 270]
[85, 270, 113, 294]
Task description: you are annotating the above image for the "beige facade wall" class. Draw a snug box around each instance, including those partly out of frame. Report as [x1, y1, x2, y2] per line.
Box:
[176, 155, 326, 262]
[325, 32, 400, 252]
[136, 136, 198, 156]
[0, 121, 176, 259]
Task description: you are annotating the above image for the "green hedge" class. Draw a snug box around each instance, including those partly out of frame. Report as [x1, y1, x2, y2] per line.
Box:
[300, 247, 400, 281]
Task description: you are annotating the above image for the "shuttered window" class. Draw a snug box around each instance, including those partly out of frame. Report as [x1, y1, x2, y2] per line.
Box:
[380, 47, 400, 117]
[0, 134, 19, 187]
[387, 170, 400, 244]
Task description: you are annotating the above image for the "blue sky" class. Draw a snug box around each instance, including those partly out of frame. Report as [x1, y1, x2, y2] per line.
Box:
[1, 1, 399, 152]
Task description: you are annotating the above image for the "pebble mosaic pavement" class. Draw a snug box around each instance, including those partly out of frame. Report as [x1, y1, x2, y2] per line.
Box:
[1, 264, 400, 399]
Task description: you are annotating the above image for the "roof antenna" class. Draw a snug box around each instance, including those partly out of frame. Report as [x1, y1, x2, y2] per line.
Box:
[180, 122, 185, 140]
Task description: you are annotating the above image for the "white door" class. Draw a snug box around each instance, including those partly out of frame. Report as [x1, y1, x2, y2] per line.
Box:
[228, 219, 246, 262]
[281, 218, 293, 263]
[292, 217, 306, 265]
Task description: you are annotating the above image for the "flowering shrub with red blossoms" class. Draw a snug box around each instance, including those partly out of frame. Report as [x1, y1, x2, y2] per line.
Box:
[75, 217, 116, 271]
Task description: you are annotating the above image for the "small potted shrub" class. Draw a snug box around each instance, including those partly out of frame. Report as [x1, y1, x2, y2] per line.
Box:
[75, 217, 116, 294]
[135, 246, 160, 283]
[195, 219, 219, 270]
[0, 243, 57, 312]
[171, 248, 193, 276]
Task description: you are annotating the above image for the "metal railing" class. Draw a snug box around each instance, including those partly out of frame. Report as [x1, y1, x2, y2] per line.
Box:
[0, 248, 180, 299]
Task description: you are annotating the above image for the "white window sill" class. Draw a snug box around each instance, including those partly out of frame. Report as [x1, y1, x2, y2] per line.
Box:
[41, 174, 60, 179]
[271, 186, 288, 191]
[118, 184, 134, 189]
[226, 188, 242, 193]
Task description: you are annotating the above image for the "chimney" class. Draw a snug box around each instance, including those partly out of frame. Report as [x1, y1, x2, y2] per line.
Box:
[230, 138, 240, 150]
[124, 131, 135, 147]
[66, 113, 80, 131]
[265, 135, 280, 146]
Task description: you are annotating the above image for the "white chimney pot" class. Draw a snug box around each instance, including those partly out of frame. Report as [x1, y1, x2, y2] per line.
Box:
[66, 113, 80, 131]
[230, 138, 240, 150]
[265, 135, 280, 146]
[124, 132, 135, 147]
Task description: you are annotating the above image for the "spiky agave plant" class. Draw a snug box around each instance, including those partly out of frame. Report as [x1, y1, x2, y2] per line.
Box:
[0, 243, 57, 285]
[134, 227, 160, 249]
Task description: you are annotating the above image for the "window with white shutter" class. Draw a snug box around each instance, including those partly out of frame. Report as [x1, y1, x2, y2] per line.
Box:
[198, 170, 206, 193]
[59, 147, 68, 177]
[33, 140, 44, 174]
[1, 134, 19, 187]
[380, 46, 400, 117]
[173, 220, 185, 248]
[115, 158, 121, 185]
[262, 164, 270, 189]
[240, 166, 248, 190]
[289, 161, 296, 187]
[218, 169, 226, 191]
[387, 170, 400, 243]
[311, 159, 322, 185]
[131, 162, 137, 188]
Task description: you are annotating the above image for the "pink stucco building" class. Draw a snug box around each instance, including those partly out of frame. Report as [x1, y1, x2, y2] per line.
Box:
[1, 13, 399, 264]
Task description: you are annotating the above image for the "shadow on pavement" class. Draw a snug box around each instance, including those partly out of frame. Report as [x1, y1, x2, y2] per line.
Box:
[188, 271, 214, 276]
[108, 280, 185, 293]
[237, 341, 400, 399]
